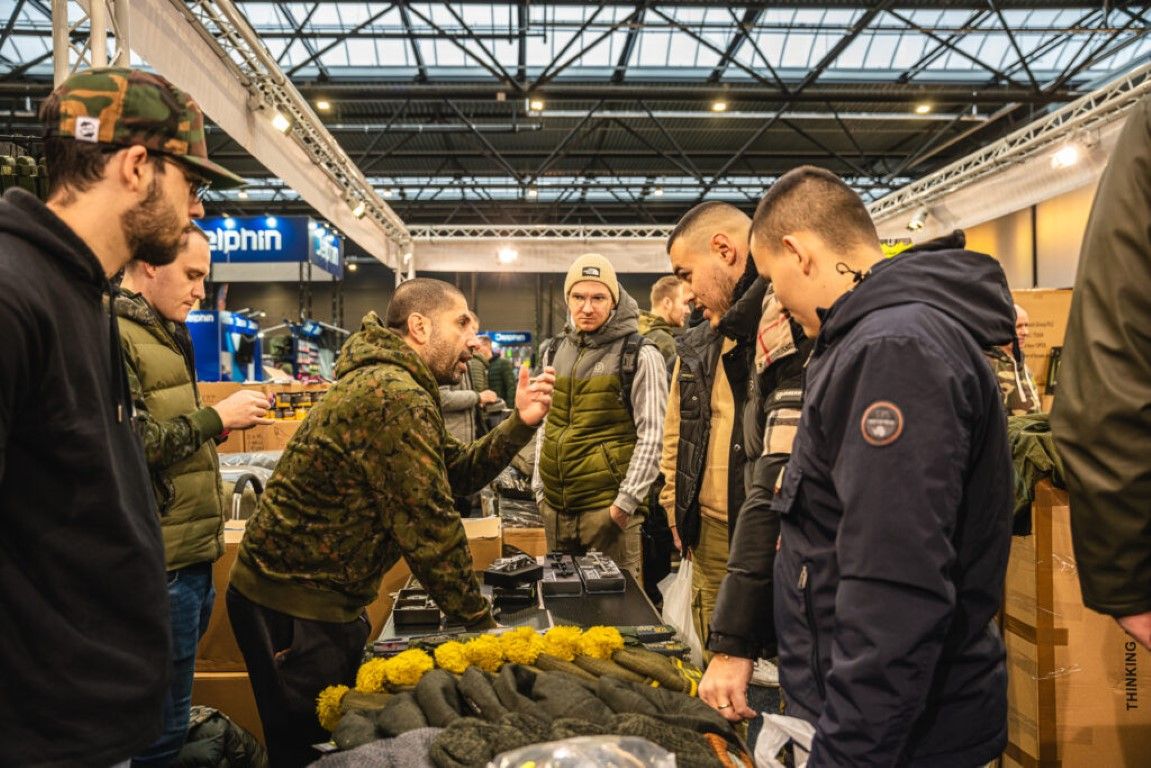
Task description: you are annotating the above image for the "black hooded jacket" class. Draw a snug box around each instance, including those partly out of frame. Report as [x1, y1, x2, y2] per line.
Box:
[0, 188, 170, 766]
[772, 238, 1014, 767]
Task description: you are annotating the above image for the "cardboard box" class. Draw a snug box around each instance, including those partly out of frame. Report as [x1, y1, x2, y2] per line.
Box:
[504, 526, 547, 557]
[1003, 481, 1151, 767]
[191, 672, 263, 744]
[196, 523, 248, 672]
[1012, 288, 1073, 410]
[197, 382, 243, 406]
[243, 420, 301, 452]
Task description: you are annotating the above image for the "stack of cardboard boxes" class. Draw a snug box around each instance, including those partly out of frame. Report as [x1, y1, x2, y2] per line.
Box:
[198, 381, 331, 454]
[1003, 482, 1151, 766]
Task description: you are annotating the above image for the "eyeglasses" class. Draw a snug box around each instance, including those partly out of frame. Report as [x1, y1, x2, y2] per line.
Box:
[568, 293, 611, 309]
[159, 155, 212, 203]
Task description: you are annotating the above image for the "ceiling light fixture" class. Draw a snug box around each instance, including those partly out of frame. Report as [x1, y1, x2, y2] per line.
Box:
[347, 262, 358, 272]
[907, 205, 929, 232]
[528, 98, 545, 112]
[525, 186, 538, 199]
[711, 100, 728, 113]
[315, 99, 332, 112]
[915, 103, 932, 115]
[270, 110, 292, 133]
[652, 187, 664, 197]
[1050, 144, 1080, 170]
[237, 189, 249, 200]
[498, 247, 519, 264]
[351, 199, 367, 219]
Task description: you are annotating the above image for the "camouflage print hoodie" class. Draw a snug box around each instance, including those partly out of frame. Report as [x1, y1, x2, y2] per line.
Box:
[230, 312, 537, 625]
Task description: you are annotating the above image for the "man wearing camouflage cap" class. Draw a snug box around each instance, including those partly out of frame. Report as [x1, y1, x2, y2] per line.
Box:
[0, 67, 243, 767]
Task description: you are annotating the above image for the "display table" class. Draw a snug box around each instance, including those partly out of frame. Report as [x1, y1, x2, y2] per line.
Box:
[377, 568, 660, 642]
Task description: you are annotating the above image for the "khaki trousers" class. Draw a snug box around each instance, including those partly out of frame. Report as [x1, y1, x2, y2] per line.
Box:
[540, 498, 644, 583]
[692, 514, 730, 657]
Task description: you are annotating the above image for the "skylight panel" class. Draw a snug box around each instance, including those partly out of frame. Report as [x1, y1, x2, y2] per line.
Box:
[376, 38, 410, 66]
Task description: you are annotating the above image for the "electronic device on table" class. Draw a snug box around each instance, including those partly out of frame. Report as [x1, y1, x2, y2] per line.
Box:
[540, 551, 583, 596]
[575, 550, 626, 593]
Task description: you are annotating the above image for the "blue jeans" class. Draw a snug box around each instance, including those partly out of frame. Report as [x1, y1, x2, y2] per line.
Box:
[132, 562, 215, 767]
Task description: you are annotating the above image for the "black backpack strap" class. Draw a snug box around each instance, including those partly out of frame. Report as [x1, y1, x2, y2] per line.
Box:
[619, 331, 653, 421]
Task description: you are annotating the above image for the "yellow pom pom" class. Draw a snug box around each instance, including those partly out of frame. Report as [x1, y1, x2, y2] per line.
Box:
[542, 626, 583, 662]
[499, 626, 545, 665]
[577, 626, 625, 660]
[316, 684, 349, 732]
[435, 641, 470, 674]
[465, 634, 504, 672]
[355, 658, 389, 693]
[385, 648, 435, 687]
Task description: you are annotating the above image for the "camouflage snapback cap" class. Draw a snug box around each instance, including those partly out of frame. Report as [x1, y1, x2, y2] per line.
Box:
[46, 67, 245, 189]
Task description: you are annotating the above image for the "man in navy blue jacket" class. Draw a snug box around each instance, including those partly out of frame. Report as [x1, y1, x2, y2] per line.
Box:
[739, 166, 1014, 767]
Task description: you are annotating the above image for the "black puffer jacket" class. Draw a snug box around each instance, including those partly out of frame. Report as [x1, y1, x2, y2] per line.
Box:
[707, 283, 811, 659]
[671, 261, 764, 549]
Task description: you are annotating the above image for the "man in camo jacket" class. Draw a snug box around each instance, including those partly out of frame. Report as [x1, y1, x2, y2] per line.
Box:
[228, 278, 554, 766]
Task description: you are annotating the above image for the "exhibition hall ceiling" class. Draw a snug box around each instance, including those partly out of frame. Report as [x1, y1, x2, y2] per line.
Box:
[2, 1, 1149, 225]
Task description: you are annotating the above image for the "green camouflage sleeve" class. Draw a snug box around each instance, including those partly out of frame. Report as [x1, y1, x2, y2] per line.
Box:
[363, 402, 493, 624]
[443, 409, 538, 496]
[121, 337, 222, 471]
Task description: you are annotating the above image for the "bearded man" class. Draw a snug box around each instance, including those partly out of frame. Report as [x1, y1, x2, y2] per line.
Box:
[228, 278, 555, 766]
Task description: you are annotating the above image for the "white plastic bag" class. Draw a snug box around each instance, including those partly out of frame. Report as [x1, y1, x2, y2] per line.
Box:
[753, 712, 815, 768]
[657, 560, 704, 667]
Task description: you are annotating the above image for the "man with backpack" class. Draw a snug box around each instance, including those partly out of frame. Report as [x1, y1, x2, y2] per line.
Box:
[532, 253, 668, 581]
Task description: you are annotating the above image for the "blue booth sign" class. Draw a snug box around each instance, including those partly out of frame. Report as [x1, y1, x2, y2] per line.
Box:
[201, 216, 342, 279]
[488, 331, 532, 345]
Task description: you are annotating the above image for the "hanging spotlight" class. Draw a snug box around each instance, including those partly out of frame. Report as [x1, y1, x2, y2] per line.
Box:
[907, 205, 929, 232]
[652, 187, 664, 197]
[315, 99, 332, 112]
[711, 100, 728, 113]
[270, 110, 292, 133]
[497, 247, 519, 264]
[237, 189, 249, 200]
[915, 103, 932, 115]
[1050, 144, 1080, 170]
[528, 98, 545, 112]
[351, 199, 367, 219]
[525, 186, 538, 199]
[347, 262, 358, 272]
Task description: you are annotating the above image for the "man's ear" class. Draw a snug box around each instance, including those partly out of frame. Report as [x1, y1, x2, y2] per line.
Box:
[781, 234, 814, 275]
[406, 312, 430, 344]
[711, 232, 739, 265]
[111, 145, 152, 195]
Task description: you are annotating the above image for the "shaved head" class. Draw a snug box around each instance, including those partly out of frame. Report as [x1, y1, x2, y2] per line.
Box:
[666, 201, 751, 255]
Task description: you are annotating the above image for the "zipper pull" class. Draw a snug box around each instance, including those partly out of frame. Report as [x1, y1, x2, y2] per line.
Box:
[798, 564, 808, 590]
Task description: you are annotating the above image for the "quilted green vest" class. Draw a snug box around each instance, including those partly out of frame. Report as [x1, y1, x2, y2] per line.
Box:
[538, 335, 637, 514]
[118, 297, 223, 570]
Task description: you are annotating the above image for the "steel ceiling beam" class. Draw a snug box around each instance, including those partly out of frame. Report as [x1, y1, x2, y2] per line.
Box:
[276, 2, 328, 80]
[284, 3, 395, 77]
[611, 3, 645, 84]
[397, 4, 427, 83]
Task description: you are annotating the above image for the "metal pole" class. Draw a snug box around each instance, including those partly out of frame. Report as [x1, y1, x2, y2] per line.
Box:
[112, 0, 131, 66]
[89, 1, 107, 67]
[51, 0, 70, 85]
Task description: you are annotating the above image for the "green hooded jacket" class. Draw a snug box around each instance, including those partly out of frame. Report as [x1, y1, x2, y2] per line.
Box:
[115, 289, 224, 571]
[231, 312, 537, 624]
[637, 310, 680, 367]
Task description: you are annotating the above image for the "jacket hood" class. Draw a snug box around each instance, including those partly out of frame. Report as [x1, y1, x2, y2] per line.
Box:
[818, 240, 1015, 352]
[637, 309, 682, 337]
[0, 188, 106, 287]
[335, 311, 439, 394]
[564, 287, 640, 347]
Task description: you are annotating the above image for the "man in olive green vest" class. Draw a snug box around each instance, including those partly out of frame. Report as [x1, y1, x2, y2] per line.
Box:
[117, 225, 273, 765]
[532, 253, 668, 581]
